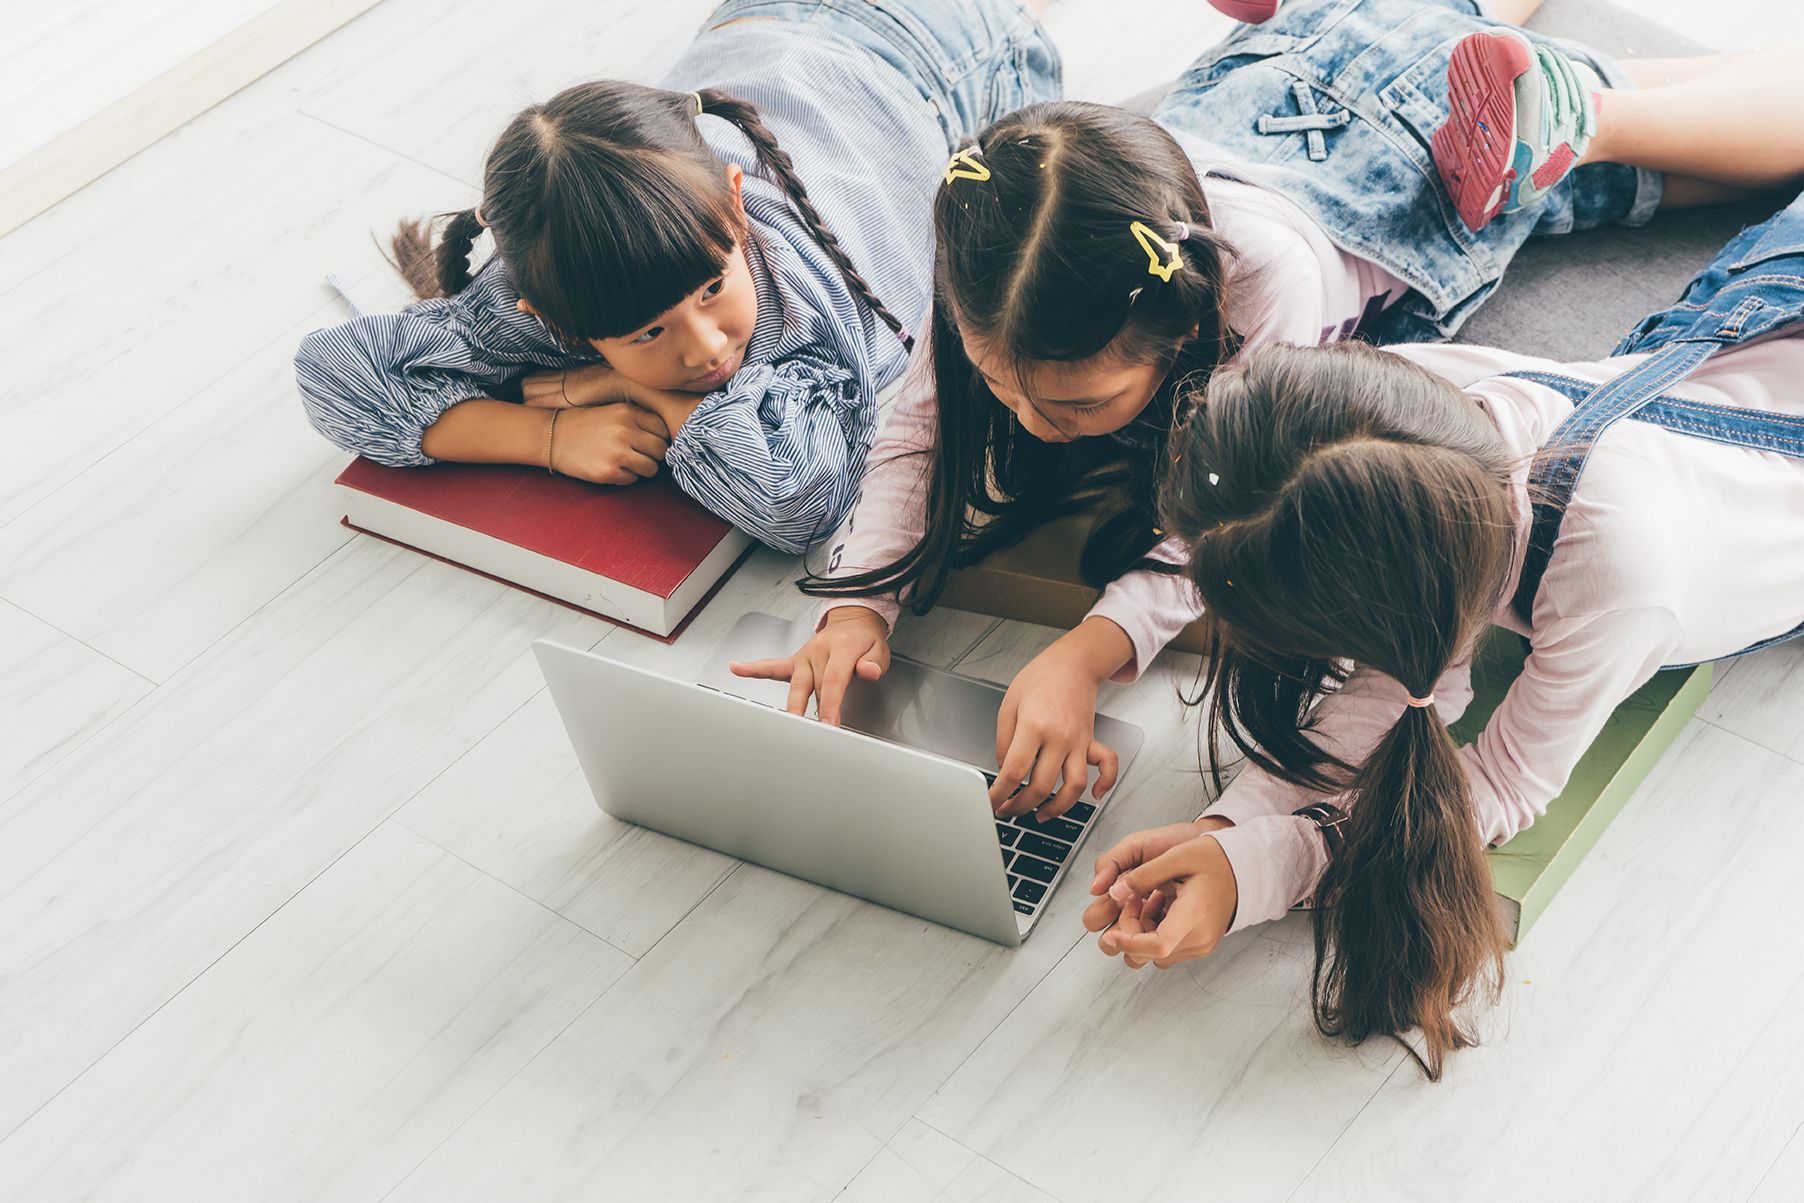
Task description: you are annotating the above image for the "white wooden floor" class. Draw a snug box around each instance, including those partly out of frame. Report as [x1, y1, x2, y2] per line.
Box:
[3, 1, 1803, 1200]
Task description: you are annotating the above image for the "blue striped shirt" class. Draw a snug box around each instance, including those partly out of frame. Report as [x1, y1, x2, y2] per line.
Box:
[295, 21, 952, 554]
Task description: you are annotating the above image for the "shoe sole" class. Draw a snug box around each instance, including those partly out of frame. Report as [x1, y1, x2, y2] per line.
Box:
[1432, 30, 1533, 232]
[1209, 0, 1283, 22]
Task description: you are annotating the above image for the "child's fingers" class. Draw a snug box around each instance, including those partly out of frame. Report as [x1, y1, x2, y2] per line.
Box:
[1011, 742, 1061, 816]
[631, 406, 671, 437]
[1036, 748, 1089, 819]
[1098, 893, 1146, 958]
[784, 661, 816, 717]
[629, 428, 669, 459]
[1081, 893, 1122, 932]
[621, 450, 661, 478]
[1108, 891, 1208, 963]
[815, 652, 856, 727]
[1112, 840, 1210, 901]
[1090, 833, 1149, 894]
[728, 657, 794, 681]
[1088, 740, 1119, 799]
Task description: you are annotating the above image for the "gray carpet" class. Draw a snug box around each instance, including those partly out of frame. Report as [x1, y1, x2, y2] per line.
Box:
[1121, 0, 1772, 361]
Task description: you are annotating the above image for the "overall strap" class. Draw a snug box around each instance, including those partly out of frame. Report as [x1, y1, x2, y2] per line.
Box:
[1506, 338, 1721, 623]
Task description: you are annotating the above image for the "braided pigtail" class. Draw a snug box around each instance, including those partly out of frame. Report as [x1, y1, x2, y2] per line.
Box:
[697, 87, 912, 349]
[388, 207, 485, 301]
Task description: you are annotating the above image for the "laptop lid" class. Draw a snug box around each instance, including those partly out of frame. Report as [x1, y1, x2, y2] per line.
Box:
[533, 640, 1024, 946]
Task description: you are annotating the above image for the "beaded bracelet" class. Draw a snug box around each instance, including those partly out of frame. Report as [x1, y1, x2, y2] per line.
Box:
[546, 408, 562, 475]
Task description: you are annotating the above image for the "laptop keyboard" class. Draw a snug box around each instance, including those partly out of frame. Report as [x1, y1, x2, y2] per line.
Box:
[986, 771, 1100, 920]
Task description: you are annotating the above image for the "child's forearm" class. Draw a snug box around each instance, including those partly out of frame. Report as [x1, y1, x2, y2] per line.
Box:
[1061, 616, 1136, 682]
[420, 398, 552, 467]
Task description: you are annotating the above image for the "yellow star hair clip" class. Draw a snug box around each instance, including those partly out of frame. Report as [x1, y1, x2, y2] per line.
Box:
[944, 148, 990, 186]
[1130, 220, 1184, 282]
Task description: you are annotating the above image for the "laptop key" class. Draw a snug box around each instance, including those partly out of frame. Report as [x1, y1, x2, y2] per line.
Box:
[1016, 832, 1070, 863]
[1013, 855, 1057, 884]
[1012, 901, 1035, 915]
[996, 823, 1019, 847]
[1013, 878, 1047, 904]
[1001, 850, 1014, 870]
[1016, 813, 1084, 843]
[1063, 800, 1097, 824]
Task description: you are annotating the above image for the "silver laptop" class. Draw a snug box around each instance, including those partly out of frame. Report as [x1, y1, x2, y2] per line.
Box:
[534, 612, 1144, 945]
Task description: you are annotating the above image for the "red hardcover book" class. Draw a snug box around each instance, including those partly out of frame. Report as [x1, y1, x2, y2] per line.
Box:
[335, 458, 753, 640]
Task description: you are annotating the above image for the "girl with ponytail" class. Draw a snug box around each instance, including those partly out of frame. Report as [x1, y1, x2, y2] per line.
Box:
[294, 2, 1060, 554]
[1085, 190, 1804, 1075]
[737, 0, 1804, 826]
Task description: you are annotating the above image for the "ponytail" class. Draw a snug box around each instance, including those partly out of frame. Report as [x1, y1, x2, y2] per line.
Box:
[1311, 701, 1507, 1081]
[696, 87, 912, 349]
[389, 207, 485, 301]
[1161, 341, 1523, 1078]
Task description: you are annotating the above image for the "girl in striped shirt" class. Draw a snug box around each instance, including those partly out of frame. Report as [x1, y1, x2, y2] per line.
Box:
[294, 1, 1059, 554]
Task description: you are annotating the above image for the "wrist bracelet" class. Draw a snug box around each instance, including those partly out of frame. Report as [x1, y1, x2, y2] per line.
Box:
[546, 408, 562, 475]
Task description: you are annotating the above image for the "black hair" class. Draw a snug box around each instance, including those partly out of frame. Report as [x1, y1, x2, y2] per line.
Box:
[801, 101, 1238, 611]
[391, 81, 908, 346]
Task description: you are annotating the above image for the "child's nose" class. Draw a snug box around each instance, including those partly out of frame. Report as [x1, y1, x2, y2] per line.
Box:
[682, 323, 729, 368]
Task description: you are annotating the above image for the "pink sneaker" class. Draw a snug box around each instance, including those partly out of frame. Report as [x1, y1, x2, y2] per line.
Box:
[1209, 0, 1283, 23]
[1432, 28, 1601, 232]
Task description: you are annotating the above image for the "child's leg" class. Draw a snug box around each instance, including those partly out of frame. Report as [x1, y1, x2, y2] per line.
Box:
[1435, 32, 1804, 230]
[1585, 52, 1804, 196]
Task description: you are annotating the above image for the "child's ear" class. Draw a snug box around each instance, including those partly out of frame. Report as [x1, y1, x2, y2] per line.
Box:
[726, 163, 745, 211]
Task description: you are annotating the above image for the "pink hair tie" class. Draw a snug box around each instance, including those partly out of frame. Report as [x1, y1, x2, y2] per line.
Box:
[1405, 694, 1436, 709]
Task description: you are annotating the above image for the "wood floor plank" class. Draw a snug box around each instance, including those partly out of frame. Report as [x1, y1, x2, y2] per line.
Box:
[0, 112, 465, 530]
[0, 295, 384, 682]
[0, 600, 148, 800]
[1286, 723, 1804, 1203]
[839, 1119, 1066, 1203]
[1697, 639, 1804, 764]
[377, 856, 1092, 1203]
[0, 822, 629, 1203]
[0, 537, 604, 1137]
[299, 0, 721, 186]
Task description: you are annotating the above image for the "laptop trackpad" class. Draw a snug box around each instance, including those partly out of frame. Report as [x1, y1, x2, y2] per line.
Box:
[695, 612, 1009, 774]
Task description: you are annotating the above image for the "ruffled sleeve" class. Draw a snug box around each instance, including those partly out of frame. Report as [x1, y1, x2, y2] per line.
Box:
[665, 351, 876, 555]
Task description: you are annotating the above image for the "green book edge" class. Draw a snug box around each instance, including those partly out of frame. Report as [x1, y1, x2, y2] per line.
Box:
[1451, 629, 1713, 943]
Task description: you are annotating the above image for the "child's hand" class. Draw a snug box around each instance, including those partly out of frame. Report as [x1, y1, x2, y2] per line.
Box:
[1082, 816, 1230, 934]
[1085, 824, 1238, 969]
[549, 404, 670, 486]
[990, 620, 1130, 819]
[728, 605, 890, 725]
[522, 364, 630, 409]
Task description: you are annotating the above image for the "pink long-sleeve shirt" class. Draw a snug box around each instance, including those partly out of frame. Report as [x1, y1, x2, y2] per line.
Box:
[1208, 335, 1804, 933]
[818, 177, 1408, 679]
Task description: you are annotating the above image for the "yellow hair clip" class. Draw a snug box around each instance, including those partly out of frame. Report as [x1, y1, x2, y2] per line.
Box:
[1130, 220, 1184, 282]
[944, 147, 990, 186]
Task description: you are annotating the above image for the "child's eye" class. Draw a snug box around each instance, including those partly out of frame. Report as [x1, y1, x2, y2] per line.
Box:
[702, 278, 725, 299]
[631, 326, 663, 345]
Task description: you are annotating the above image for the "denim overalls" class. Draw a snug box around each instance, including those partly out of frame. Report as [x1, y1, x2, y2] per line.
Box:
[1153, 0, 1661, 344]
[1505, 194, 1804, 664]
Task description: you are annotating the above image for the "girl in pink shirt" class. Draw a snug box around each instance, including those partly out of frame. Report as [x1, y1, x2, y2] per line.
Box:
[1084, 194, 1804, 1077]
[732, 0, 1804, 827]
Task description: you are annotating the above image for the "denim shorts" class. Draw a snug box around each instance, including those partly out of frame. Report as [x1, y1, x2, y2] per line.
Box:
[1153, 0, 1663, 342]
[702, 0, 1063, 147]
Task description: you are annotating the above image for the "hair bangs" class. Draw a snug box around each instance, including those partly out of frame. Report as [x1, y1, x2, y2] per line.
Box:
[514, 148, 740, 343]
